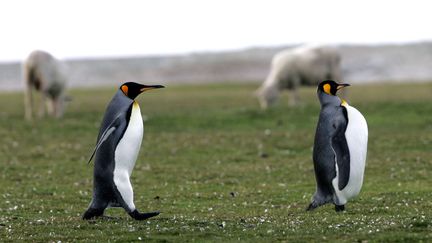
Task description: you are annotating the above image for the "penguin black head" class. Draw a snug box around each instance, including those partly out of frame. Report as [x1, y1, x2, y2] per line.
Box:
[318, 80, 350, 96]
[120, 82, 165, 100]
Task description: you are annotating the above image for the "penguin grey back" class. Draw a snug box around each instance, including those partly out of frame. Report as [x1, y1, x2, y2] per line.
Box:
[313, 100, 349, 189]
[308, 80, 353, 212]
[97, 89, 134, 142]
[315, 86, 350, 191]
[91, 89, 134, 210]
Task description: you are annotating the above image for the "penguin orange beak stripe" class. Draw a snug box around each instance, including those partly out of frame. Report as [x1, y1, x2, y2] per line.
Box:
[140, 85, 165, 92]
[337, 83, 350, 90]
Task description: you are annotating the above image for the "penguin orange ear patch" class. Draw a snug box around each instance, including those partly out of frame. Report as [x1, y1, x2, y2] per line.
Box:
[121, 85, 128, 95]
[323, 84, 331, 95]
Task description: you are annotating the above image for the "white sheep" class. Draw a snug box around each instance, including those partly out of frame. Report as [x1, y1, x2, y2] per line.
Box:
[23, 50, 68, 120]
[256, 45, 342, 109]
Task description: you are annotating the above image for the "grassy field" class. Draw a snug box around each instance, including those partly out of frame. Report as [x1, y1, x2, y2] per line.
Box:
[1, 82, 431, 242]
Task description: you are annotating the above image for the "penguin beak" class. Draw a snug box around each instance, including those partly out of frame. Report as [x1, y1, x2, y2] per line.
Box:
[140, 85, 165, 92]
[336, 83, 350, 90]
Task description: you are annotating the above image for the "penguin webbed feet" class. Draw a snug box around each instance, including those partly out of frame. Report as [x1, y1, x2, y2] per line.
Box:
[306, 201, 320, 211]
[129, 209, 160, 220]
[82, 207, 105, 220]
[335, 204, 345, 212]
[306, 202, 346, 212]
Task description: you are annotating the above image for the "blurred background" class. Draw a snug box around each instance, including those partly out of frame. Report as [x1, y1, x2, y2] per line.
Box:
[1, 1, 432, 241]
[0, 0, 431, 90]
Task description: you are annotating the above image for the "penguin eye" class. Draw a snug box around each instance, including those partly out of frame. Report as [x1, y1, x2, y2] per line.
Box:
[121, 85, 129, 96]
[323, 84, 332, 95]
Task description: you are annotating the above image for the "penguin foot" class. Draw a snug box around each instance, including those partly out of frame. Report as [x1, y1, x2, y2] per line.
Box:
[129, 209, 160, 220]
[83, 208, 105, 220]
[306, 201, 319, 211]
[99, 215, 119, 220]
[335, 205, 345, 212]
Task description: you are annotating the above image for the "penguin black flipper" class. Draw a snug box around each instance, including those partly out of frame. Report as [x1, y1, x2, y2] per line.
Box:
[331, 106, 350, 190]
[87, 114, 124, 164]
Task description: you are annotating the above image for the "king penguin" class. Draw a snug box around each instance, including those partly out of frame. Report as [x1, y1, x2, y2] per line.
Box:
[307, 80, 368, 212]
[83, 82, 164, 220]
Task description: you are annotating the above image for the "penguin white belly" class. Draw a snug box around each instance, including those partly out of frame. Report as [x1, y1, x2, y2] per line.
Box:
[333, 104, 368, 204]
[113, 102, 143, 210]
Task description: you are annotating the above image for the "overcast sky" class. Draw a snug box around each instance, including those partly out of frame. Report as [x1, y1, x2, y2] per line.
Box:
[0, 0, 431, 62]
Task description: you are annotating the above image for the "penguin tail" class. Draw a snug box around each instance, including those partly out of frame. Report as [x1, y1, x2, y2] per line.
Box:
[129, 210, 160, 220]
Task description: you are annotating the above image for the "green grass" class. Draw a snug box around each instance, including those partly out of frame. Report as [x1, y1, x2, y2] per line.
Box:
[1, 82, 432, 242]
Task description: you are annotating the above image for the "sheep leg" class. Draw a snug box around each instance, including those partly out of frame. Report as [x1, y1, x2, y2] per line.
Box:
[53, 97, 64, 118]
[47, 98, 55, 117]
[24, 84, 33, 121]
[38, 93, 47, 118]
[288, 88, 300, 106]
[288, 76, 301, 106]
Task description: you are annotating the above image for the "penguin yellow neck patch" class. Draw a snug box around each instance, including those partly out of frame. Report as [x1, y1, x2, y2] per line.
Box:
[341, 99, 348, 106]
[121, 85, 128, 96]
[323, 84, 331, 95]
